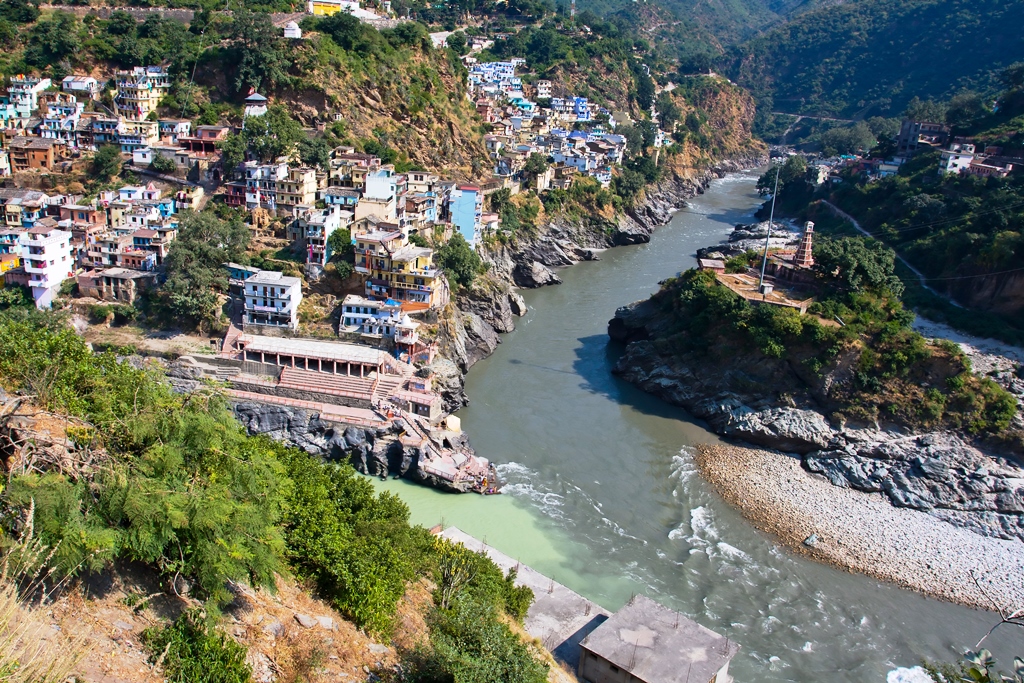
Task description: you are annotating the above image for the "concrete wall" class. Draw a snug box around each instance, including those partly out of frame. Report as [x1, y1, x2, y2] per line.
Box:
[229, 380, 370, 409]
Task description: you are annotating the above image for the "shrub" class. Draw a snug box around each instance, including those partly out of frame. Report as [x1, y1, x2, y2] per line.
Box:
[143, 611, 251, 683]
[282, 449, 431, 636]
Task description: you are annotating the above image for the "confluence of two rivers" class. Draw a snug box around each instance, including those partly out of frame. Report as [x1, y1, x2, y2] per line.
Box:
[372, 170, 1020, 681]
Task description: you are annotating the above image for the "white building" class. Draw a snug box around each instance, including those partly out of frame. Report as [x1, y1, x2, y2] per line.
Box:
[536, 80, 552, 99]
[243, 92, 269, 121]
[62, 75, 101, 99]
[242, 269, 303, 330]
[20, 222, 73, 309]
[284, 21, 302, 38]
[340, 294, 420, 347]
[244, 161, 288, 210]
[940, 143, 976, 174]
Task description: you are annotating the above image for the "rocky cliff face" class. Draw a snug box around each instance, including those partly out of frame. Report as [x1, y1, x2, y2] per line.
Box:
[232, 401, 475, 493]
[608, 299, 1024, 542]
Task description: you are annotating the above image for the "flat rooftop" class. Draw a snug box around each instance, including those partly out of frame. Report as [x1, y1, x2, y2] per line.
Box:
[240, 335, 386, 366]
[580, 595, 740, 683]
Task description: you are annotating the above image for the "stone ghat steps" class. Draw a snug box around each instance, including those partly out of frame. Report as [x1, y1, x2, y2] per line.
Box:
[278, 367, 376, 399]
[374, 374, 408, 398]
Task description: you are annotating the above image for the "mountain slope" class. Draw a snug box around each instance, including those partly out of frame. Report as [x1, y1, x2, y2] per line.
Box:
[730, 0, 1024, 118]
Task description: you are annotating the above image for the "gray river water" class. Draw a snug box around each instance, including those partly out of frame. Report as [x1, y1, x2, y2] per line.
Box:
[372, 169, 1022, 681]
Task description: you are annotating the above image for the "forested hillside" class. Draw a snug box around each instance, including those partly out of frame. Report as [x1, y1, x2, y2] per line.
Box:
[730, 0, 1024, 118]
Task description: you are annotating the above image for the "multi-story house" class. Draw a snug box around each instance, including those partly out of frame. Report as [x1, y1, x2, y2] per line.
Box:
[275, 166, 318, 214]
[119, 119, 159, 153]
[9, 137, 65, 172]
[78, 267, 157, 303]
[156, 118, 192, 144]
[940, 143, 976, 174]
[355, 168, 398, 222]
[40, 95, 84, 148]
[119, 183, 162, 203]
[0, 227, 24, 255]
[62, 75, 101, 100]
[406, 171, 440, 194]
[244, 161, 287, 211]
[6, 75, 50, 111]
[290, 205, 350, 267]
[448, 185, 482, 246]
[90, 116, 125, 148]
[536, 80, 552, 99]
[241, 268, 303, 330]
[115, 67, 170, 121]
[339, 294, 420, 348]
[0, 190, 50, 228]
[180, 125, 230, 156]
[403, 193, 437, 233]
[355, 228, 448, 309]
[19, 220, 73, 308]
[88, 232, 133, 268]
[328, 149, 380, 188]
[387, 245, 445, 309]
[0, 149, 9, 177]
[354, 228, 404, 276]
[323, 187, 360, 209]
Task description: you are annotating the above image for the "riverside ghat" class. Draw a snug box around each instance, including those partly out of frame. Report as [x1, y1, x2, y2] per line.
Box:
[169, 331, 500, 494]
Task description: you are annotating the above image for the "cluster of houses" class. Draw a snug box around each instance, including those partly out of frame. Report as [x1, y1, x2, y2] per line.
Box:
[468, 59, 651, 189]
[806, 119, 1020, 183]
[0, 182, 200, 308]
[0, 69, 230, 181]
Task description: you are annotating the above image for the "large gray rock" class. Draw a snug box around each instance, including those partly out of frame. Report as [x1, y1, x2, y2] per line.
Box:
[718, 406, 836, 453]
[513, 260, 562, 288]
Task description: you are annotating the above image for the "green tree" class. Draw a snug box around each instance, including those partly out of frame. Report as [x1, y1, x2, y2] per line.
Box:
[756, 155, 806, 196]
[91, 145, 124, 182]
[521, 153, 548, 185]
[218, 134, 246, 177]
[326, 226, 352, 261]
[25, 11, 81, 67]
[427, 596, 547, 683]
[0, 0, 40, 23]
[297, 136, 332, 171]
[655, 92, 681, 131]
[925, 649, 1024, 683]
[0, 285, 31, 310]
[813, 236, 904, 297]
[446, 30, 468, 56]
[904, 96, 947, 123]
[160, 211, 249, 330]
[231, 9, 290, 94]
[613, 167, 645, 200]
[945, 91, 989, 130]
[282, 450, 430, 636]
[243, 105, 302, 163]
[150, 154, 177, 175]
[1001, 62, 1024, 90]
[436, 233, 481, 288]
[105, 10, 137, 36]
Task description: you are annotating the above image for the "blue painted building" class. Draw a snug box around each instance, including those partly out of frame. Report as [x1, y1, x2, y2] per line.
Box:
[448, 185, 482, 246]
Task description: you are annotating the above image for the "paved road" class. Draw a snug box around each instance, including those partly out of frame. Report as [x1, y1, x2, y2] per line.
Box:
[819, 199, 961, 307]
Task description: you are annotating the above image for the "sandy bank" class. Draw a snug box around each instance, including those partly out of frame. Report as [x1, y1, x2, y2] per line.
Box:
[694, 444, 1024, 611]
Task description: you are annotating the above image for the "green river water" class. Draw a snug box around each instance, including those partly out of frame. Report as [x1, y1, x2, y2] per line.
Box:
[372, 169, 1022, 681]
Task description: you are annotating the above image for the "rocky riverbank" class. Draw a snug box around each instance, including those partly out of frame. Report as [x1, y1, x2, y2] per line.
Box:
[610, 294, 1024, 542]
[231, 401, 495, 493]
[608, 218, 1024, 546]
[693, 443, 1024, 611]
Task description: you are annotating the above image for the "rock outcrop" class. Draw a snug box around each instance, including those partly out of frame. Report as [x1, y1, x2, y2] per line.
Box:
[232, 401, 477, 493]
[608, 300, 1024, 542]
